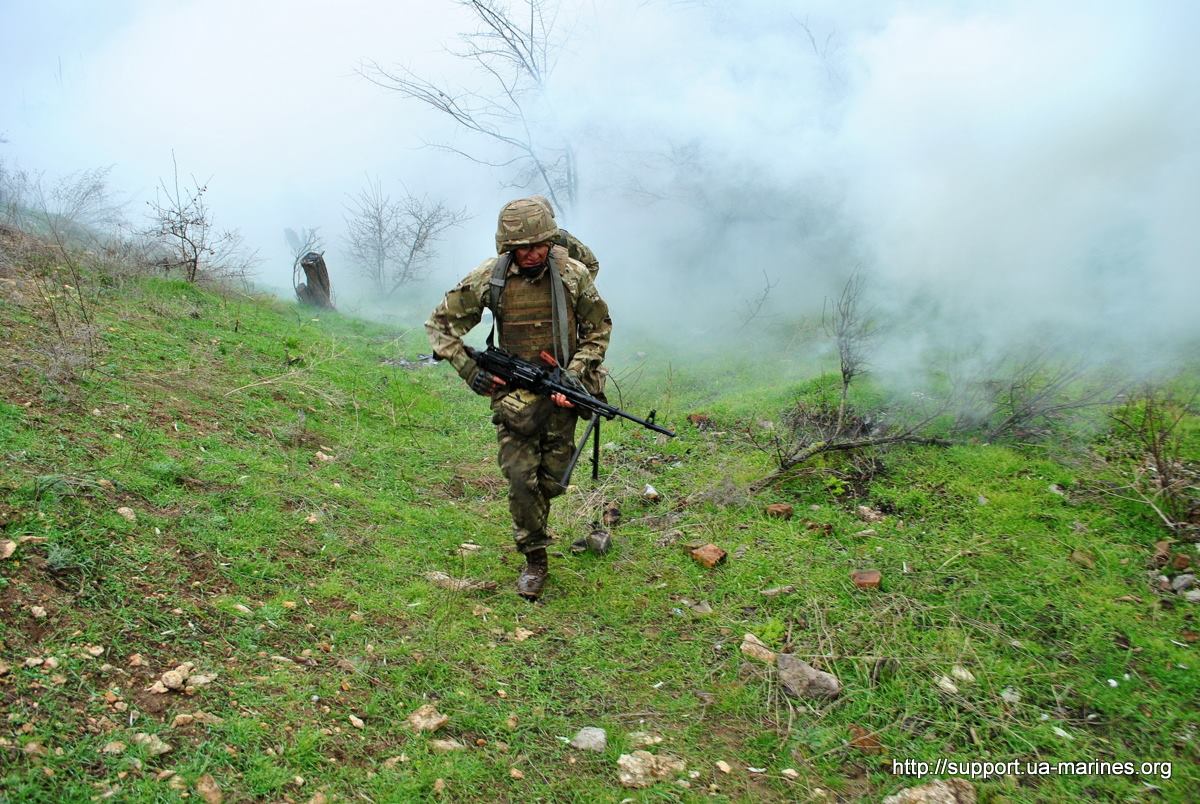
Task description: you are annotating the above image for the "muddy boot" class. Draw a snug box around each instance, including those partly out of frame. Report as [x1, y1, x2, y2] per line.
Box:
[516, 548, 548, 600]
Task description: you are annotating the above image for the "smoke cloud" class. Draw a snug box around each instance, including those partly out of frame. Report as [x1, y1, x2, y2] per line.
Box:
[3, 0, 1197, 377]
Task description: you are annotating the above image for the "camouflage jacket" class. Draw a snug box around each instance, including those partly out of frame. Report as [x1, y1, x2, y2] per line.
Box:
[425, 245, 611, 389]
[552, 229, 599, 279]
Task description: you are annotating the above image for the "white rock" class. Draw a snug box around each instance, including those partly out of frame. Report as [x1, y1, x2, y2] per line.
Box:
[569, 727, 607, 752]
[883, 778, 977, 804]
[935, 675, 959, 694]
[777, 654, 841, 699]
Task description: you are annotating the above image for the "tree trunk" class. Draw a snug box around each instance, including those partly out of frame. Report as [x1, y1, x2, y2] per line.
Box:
[296, 252, 335, 310]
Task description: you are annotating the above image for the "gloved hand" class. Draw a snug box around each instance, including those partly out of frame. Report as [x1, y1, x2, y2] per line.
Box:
[469, 369, 504, 396]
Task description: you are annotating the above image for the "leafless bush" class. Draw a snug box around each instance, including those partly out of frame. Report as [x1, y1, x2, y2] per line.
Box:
[0, 165, 127, 380]
[344, 177, 467, 298]
[144, 153, 257, 284]
[950, 350, 1122, 442]
[1101, 384, 1199, 536]
[750, 273, 946, 491]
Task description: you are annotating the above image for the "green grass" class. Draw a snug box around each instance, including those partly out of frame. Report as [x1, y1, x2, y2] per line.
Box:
[0, 264, 1197, 802]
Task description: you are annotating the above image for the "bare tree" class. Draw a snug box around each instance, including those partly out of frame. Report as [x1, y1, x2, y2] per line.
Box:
[823, 269, 876, 435]
[145, 153, 255, 283]
[344, 177, 467, 298]
[360, 0, 577, 210]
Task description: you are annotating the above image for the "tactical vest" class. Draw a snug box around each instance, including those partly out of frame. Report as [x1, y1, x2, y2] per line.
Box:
[487, 251, 576, 364]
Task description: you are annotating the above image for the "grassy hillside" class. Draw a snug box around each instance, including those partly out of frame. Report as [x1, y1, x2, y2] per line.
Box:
[0, 244, 1197, 802]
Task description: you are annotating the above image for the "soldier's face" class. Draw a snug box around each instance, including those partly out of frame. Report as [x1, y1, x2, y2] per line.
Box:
[513, 243, 550, 268]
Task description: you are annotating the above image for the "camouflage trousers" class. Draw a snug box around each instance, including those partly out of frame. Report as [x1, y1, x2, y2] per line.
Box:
[492, 391, 578, 554]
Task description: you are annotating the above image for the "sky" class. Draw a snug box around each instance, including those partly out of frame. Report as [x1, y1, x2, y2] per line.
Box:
[2, 0, 1198, 378]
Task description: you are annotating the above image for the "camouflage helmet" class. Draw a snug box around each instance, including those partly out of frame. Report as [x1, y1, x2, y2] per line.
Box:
[529, 194, 556, 220]
[495, 197, 557, 252]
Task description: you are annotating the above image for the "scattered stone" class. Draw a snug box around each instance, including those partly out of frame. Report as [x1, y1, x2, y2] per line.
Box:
[102, 741, 126, 754]
[883, 778, 977, 804]
[282, 600, 298, 609]
[760, 585, 795, 597]
[1170, 574, 1195, 593]
[691, 543, 727, 569]
[617, 751, 687, 788]
[851, 569, 882, 589]
[690, 601, 713, 616]
[116, 507, 137, 522]
[457, 543, 481, 556]
[129, 654, 148, 668]
[408, 704, 448, 733]
[1069, 550, 1095, 569]
[765, 503, 794, 520]
[856, 505, 885, 523]
[0, 662, 9, 676]
[196, 774, 222, 804]
[188, 673, 216, 687]
[313, 450, 335, 463]
[1184, 590, 1200, 604]
[628, 731, 663, 748]
[510, 768, 524, 779]
[0, 540, 15, 559]
[855, 529, 877, 537]
[43, 656, 59, 670]
[976, 495, 988, 505]
[602, 503, 621, 527]
[132, 732, 173, 756]
[740, 633, 776, 664]
[85, 645, 105, 658]
[429, 739, 466, 753]
[512, 627, 535, 642]
[161, 670, 187, 691]
[781, 768, 800, 780]
[1000, 687, 1021, 705]
[654, 529, 683, 547]
[234, 604, 253, 615]
[30, 606, 47, 619]
[1052, 726, 1074, 740]
[1153, 541, 1172, 566]
[950, 665, 976, 684]
[570, 727, 607, 752]
[349, 715, 365, 729]
[433, 778, 446, 796]
[935, 675, 959, 695]
[1172, 553, 1192, 571]
[731, 544, 748, 560]
[848, 725, 883, 754]
[643, 485, 660, 502]
[777, 654, 841, 699]
[382, 755, 408, 769]
[24, 657, 44, 668]
[423, 571, 498, 593]
[1048, 484, 1065, 496]
[716, 760, 732, 774]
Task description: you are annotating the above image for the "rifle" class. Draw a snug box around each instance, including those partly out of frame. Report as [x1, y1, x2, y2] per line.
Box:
[465, 345, 675, 486]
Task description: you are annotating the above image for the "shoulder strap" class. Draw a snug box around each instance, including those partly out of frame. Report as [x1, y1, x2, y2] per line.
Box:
[486, 253, 512, 348]
[548, 251, 571, 367]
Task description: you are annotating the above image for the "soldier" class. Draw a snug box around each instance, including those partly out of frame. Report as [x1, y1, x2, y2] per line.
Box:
[427, 198, 612, 600]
